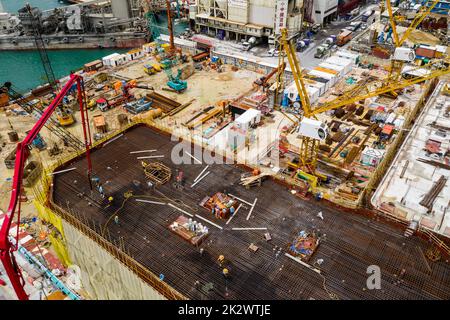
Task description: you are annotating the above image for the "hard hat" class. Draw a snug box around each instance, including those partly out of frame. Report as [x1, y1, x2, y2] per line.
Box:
[108, 196, 113, 201]
[223, 268, 229, 275]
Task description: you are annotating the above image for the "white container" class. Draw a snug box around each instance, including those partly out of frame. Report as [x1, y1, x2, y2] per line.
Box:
[305, 79, 326, 96]
[319, 62, 345, 77]
[325, 56, 353, 74]
[102, 53, 126, 67]
[298, 118, 328, 141]
[308, 69, 337, 86]
[306, 86, 320, 104]
[335, 50, 359, 64]
[235, 108, 262, 130]
[393, 47, 415, 62]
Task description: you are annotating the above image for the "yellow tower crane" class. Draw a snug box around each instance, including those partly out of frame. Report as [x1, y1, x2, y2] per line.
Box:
[277, 28, 450, 190]
[385, 0, 441, 83]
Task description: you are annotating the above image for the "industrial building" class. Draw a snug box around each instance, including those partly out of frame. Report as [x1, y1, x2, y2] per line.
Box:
[0, 0, 450, 303]
[191, 0, 304, 46]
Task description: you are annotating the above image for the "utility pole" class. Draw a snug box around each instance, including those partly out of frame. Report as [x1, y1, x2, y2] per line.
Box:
[166, 0, 175, 53]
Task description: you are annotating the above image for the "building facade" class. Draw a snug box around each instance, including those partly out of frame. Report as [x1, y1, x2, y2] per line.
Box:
[313, 0, 339, 24]
[190, 0, 304, 46]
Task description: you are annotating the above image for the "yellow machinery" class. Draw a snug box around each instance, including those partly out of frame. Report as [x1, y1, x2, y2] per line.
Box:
[385, 0, 441, 83]
[56, 109, 75, 126]
[277, 26, 450, 191]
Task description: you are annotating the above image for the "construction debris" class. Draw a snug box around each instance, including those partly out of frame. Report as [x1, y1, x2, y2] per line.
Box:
[419, 175, 448, 211]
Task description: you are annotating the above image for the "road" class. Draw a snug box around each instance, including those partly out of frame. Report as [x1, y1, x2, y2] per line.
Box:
[210, 3, 377, 70]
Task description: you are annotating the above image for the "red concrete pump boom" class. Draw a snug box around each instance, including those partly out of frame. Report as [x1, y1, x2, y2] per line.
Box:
[0, 74, 92, 300]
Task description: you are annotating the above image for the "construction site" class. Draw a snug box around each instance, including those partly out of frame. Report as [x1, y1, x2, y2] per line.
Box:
[1, 0, 450, 301]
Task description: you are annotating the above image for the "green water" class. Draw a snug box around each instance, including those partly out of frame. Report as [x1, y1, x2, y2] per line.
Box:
[0, 1, 189, 92]
[0, 49, 127, 91]
[1, 0, 67, 13]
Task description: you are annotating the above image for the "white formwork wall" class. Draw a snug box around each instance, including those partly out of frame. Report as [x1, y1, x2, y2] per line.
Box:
[62, 220, 166, 300]
[249, 0, 275, 27]
[228, 0, 249, 23]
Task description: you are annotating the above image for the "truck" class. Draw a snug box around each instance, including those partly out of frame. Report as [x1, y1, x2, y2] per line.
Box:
[96, 95, 128, 112]
[314, 44, 330, 59]
[337, 30, 352, 46]
[361, 9, 375, 24]
[242, 37, 259, 51]
[346, 21, 362, 32]
[124, 98, 152, 114]
[324, 35, 337, 46]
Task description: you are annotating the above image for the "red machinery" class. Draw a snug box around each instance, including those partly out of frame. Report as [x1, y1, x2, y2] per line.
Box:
[0, 74, 92, 300]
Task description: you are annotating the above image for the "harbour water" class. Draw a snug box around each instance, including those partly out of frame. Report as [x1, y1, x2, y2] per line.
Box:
[0, 49, 127, 91]
[0, 1, 189, 92]
[1, 0, 66, 13]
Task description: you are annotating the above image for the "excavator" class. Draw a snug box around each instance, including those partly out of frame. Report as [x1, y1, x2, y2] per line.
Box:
[166, 68, 187, 93]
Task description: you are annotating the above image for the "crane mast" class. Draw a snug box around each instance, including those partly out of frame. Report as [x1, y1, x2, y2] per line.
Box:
[277, 24, 449, 185]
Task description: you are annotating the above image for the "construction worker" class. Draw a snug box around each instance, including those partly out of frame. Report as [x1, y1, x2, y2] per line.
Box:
[217, 255, 225, 267]
[114, 215, 119, 225]
[176, 169, 184, 186]
[222, 268, 229, 279]
[215, 206, 220, 219]
[98, 184, 105, 199]
[108, 196, 114, 204]
[229, 206, 235, 216]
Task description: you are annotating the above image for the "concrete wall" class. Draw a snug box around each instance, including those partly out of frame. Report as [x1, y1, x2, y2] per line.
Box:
[228, 0, 249, 24]
[249, 0, 275, 27]
[111, 0, 131, 19]
[62, 219, 167, 300]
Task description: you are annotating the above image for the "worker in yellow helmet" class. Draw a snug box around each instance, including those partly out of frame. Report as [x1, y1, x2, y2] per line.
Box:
[222, 268, 229, 279]
[108, 196, 114, 204]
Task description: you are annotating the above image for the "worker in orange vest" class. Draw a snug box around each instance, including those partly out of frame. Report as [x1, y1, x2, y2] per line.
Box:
[217, 255, 225, 267]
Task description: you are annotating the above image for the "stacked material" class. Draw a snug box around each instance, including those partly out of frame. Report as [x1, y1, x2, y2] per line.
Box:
[284, 50, 357, 105]
[288, 230, 320, 261]
[169, 215, 209, 246]
[202, 192, 237, 219]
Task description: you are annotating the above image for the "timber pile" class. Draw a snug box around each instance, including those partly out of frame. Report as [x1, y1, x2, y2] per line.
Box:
[417, 158, 450, 170]
[240, 172, 273, 187]
[146, 92, 180, 113]
[419, 175, 447, 210]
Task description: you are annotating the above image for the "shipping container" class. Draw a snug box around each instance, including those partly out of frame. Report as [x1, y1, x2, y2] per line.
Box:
[306, 75, 330, 92]
[84, 60, 103, 72]
[325, 56, 353, 74]
[308, 69, 337, 86]
[318, 63, 345, 77]
[305, 79, 327, 96]
[335, 50, 360, 64]
[314, 66, 339, 76]
[415, 45, 437, 59]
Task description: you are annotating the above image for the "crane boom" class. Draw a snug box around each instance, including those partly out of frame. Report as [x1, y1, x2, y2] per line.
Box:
[280, 29, 312, 116]
[387, 0, 441, 47]
[0, 74, 91, 300]
[311, 65, 450, 115]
